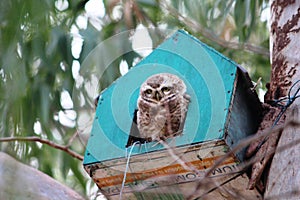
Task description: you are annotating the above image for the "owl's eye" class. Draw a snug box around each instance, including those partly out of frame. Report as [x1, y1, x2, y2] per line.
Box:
[161, 87, 171, 94]
[144, 89, 152, 96]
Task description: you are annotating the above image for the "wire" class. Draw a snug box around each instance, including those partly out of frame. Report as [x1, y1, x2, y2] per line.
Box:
[256, 80, 300, 150]
[119, 141, 140, 200]
[271, 80, 300, 126]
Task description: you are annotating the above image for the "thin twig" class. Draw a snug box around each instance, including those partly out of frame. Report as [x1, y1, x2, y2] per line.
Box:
[158, 139, 198, 173]
[0, 136, 84, 161]
[191, 121, 300, 199]
[199, 172, 245, 199]
[160, 1, 270, 58]
[211, 120, 298, 176]
[187, 119, 300, 199]
[158, 140, 245, 199]
[66, 131, 79, 148]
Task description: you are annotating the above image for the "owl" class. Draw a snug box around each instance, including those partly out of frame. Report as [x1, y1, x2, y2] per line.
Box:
[136, 73, 190, 142]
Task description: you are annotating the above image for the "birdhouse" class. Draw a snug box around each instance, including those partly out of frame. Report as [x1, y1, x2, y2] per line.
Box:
[83, 30, 263, 199]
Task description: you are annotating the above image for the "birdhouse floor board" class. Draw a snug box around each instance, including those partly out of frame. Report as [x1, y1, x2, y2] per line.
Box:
[84, 140, 262, 199]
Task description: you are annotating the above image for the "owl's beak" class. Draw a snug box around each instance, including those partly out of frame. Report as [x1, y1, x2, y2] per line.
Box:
[155, 91, 162, 101]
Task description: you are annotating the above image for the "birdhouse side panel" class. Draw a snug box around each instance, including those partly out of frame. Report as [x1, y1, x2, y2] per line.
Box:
[225, 69, 263, 161]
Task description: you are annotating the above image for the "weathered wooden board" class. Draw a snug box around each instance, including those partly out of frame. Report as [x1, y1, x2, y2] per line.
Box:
[85, 140, 261, 199]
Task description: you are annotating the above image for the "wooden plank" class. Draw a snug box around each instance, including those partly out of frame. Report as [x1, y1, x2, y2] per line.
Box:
[85, 140, 262, 199]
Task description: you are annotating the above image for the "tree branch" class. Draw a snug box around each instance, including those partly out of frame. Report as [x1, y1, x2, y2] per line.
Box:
[0, 136, 84, 161]
[160, 1, 270, 58]
[66, 131, 79, 148]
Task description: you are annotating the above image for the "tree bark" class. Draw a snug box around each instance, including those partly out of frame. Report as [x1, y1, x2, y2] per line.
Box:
[265, 1, 300, 199]
[0, 152, 85, 200]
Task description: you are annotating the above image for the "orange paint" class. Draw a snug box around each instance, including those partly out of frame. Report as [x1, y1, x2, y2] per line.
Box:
[95, 156, 236, 187]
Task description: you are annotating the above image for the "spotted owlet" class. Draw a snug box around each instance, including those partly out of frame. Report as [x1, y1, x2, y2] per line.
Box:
[136, 73, 190, 142]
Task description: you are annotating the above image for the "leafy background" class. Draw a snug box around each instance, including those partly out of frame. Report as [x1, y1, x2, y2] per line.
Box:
[0, 0, 270, 199]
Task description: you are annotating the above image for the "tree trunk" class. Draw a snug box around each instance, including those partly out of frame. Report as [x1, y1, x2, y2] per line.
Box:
[0, 152, 85, 200]
[265, 1, 300, 199]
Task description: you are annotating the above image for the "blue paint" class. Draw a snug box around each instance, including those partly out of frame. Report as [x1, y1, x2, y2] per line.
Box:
[84, 30, 237, 164]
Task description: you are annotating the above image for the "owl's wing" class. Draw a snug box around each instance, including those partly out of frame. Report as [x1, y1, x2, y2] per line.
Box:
[126, 109, 147, 148]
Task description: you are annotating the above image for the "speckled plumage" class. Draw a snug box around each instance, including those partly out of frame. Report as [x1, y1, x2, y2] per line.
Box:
[137, 73, 190, 141]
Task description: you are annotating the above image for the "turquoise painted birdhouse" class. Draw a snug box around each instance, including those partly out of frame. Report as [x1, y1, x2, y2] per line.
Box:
[83, 30, 262, 199]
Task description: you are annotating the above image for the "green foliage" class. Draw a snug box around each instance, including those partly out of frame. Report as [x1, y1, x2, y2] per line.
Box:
[101, 0, 270, 84]
[0, 0, 87, 196]
[0, 0, 271, 198]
